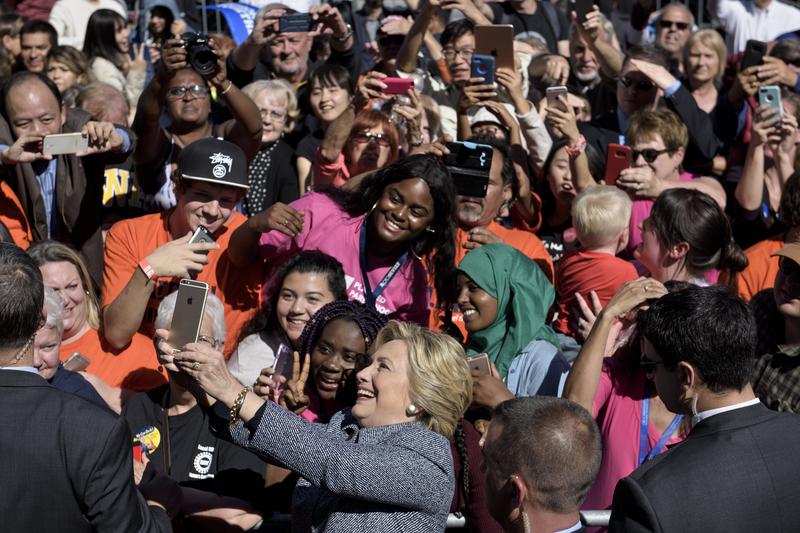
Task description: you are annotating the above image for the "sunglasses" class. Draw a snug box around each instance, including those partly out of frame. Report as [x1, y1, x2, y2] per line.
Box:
[659, 19, 690, 31]
[631, 148, 671, 163]
[351, 131, 391, 147]
[640, 354, 668, 370]
[617, 76, 656, 92]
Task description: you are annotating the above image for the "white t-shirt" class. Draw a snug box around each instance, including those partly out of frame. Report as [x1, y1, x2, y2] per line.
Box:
[709, 0, 800, 53]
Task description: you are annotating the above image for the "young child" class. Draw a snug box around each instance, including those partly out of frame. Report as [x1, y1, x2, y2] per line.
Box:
[554, 186, 638, 348]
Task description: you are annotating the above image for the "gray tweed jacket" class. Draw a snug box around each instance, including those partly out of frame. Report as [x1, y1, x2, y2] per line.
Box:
[224, 401, 455, 532]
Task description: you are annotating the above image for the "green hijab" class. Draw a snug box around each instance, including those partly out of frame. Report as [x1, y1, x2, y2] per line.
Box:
[459, 243, 559, 379]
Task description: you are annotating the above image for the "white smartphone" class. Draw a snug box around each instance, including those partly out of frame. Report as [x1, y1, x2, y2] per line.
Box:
[42, 132, 89, 155]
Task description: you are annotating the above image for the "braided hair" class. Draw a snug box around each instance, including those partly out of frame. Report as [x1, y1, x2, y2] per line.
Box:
[298, 300, 388, 364]
[453, 420, 471, 512]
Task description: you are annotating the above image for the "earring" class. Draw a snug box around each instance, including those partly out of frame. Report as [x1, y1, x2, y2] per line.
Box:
[405, 404, 418, 416]
[426, 227, 435, 233]
[366, 201, 378, 218]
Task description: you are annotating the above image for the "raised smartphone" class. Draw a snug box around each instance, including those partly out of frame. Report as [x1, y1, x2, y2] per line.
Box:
[475, 25, 514, 71]
[604, 144, 632, 186]
[169, 279, 209, 350]
[470, 53, 496, 85]
[43, 132, 89, 156]
[444, 141, 494, 198]
[758, 85, 783, 117]
[189, 225, 215, 245]
[381, 77, 414, 95]
[573, 0, 594, 24]
[546, 85, 569, 109]
[740, 39, 766, 71]
[279, 12, 312, 33]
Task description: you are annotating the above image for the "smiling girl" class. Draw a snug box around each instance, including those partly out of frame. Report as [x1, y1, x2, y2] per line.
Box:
[227, 251, 346, 388]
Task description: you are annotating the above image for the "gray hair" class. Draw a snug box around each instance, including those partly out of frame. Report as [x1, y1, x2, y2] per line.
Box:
[241, 78, 299, 133]
[155, 291, 226, 347]
[42, 287, 64, 338]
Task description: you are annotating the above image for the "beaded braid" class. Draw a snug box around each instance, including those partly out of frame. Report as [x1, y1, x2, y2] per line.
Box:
[298, 300, 389, 361]
[453, 420, 471, 512]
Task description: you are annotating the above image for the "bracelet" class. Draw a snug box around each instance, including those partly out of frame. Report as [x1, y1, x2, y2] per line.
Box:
[332, 24, 353, 43]
[564, 134, 587, 159]
[219, 80, 233, 96]
[138, 259, 157, 282]
[229, 386, 252, 427]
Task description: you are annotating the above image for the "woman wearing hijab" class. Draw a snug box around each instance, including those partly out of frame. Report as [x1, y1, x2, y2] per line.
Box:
[455, 243, 570, 409]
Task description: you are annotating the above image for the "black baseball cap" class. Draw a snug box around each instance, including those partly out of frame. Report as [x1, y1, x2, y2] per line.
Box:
[179, 137, 249, 190]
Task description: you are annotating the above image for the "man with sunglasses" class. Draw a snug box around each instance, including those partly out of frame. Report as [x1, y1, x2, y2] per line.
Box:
[750, 243, 800, 413]
[626, 3, 693, 75]
[609, 284, 800, 533]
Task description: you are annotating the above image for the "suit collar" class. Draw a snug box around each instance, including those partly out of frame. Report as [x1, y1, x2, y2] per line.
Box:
[0, 369, 49, 387]
[688, 402, 774, 439]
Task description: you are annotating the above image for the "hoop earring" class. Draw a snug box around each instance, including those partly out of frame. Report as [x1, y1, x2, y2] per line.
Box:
[410, 237, 425, 261]
[366, 201, 378, 219]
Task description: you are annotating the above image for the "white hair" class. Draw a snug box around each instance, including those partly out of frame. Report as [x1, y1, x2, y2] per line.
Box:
[155, 291, 226, 347]
[42, 287, 64, 338]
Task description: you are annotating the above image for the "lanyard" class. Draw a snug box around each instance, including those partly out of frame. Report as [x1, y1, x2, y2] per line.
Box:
[359, 222, 408, 311]
[638, 380, 682, 466]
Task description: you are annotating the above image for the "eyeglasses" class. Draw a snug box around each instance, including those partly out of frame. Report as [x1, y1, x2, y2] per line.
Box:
[659, 19, 690, 31]
[640, 354, 668, 370]
[350, 131, 391, 147]
[631, 148, 671, 163]
[259, 108, 287, 123]
[166, 84, 209, 100]
[617, 76, 656, 92]
[443, 47, 475, 62]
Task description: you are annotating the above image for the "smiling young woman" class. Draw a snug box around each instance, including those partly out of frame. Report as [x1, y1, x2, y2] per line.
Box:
[229, 154, 458, 325]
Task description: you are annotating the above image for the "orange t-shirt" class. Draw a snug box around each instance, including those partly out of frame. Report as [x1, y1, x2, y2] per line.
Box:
[102, 211, 265, 355]
[554, 249, 638, 337]
[0, 180, 31, 249]
[429, 221, 555, 337]
[60, 328, 167, 391]
[725, 233, 784, 302]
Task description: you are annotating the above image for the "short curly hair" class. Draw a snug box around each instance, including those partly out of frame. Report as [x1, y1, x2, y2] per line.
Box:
[371, 321, 472, 439]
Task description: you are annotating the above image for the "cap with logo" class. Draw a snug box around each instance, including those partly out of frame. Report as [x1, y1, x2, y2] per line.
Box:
[179, 137, 249, 190]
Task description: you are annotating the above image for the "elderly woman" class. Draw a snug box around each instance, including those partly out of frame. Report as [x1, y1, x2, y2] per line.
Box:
[122, 290, 268, 530]
[240, 79, 300, 216]
[34, 288, 108, 408]
[165, 320, 472, 531]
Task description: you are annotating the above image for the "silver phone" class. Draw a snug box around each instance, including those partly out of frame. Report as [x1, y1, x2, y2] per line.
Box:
[43, 133, 89, 155]
[169, 279, 209, 350]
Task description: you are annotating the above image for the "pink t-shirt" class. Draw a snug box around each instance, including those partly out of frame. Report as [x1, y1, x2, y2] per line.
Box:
[627, 172, 696, 254]
[258, 192, 430, 325]
[582, 357, 685, 512]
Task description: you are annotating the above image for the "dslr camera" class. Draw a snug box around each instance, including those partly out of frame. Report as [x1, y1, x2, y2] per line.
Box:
[181, 32, 217, 76]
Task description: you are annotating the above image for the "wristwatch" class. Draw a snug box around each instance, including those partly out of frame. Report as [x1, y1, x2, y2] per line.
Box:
[332, 23, 353, 43]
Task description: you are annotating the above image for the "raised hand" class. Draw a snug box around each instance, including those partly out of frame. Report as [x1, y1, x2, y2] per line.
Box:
[279, 351, 311, 414]
[249, 202, 305, 237]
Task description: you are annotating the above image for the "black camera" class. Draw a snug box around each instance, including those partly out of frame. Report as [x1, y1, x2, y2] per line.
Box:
[181, 32, 217, 76]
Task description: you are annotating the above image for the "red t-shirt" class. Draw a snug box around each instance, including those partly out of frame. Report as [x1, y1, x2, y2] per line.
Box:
[555, 249, 638, 337]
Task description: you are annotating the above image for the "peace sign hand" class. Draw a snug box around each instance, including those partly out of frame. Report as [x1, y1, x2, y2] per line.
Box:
[279, 351, 311, 414]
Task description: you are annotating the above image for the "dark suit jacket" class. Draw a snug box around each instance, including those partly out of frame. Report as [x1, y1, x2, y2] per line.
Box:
[609, 402, 800, 533]
[0, 109, 135, 287]
[586, 84, 720, 175]
[0, 370, 170, 532]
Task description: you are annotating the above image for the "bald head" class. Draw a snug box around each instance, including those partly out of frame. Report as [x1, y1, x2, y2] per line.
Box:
[1, 72, 64, 139]
[656, 3, 693, 56]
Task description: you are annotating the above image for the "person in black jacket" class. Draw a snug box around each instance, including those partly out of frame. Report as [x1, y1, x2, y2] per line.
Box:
[609, 285, 800, 533]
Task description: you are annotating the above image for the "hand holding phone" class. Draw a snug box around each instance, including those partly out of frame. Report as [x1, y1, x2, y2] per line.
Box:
[470, 54, 496, 85]
[279, 13, 312, 33]
[468, 353, 493, 376]
[43, 133, 89, 156]
[380, 77, 414, 95]
[758, 85, 783, 117]
[546, 86, 568, 110]
[741, 40, 766, 71]
[445, 141, 493, 198]
[604, 144, 631, 186]
[169, 279, 209, 350]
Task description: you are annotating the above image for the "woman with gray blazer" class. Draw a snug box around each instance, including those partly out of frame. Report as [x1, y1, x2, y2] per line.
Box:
[168, 321, 473, 532]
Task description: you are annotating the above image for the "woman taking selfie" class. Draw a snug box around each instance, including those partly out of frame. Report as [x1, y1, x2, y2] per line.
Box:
[167, 320, 473, 531]
[228, 154, 457, 325]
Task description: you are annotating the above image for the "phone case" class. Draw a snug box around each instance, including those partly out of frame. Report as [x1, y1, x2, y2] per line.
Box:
[470, 54, 496, 84]
[382, 78, 414, 95]
[169, 279, 209, 350]
[43, 133, 89, 156]
[758, 86, 783, 117]
[445, 141, 493, 198]
[574, 0, 594, 23]
[546, 86, 568, 107]
[189, 225, 216, 244]
[468, 354, 491, 376]
[741, 40, 766, 70]
[604, 144, 632, 186]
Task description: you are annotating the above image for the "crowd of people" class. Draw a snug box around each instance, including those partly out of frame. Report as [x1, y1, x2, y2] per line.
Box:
[1, 0, 800, 531]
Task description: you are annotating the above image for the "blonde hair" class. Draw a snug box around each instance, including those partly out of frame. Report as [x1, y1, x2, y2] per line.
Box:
[26, 241, 101, 330]
[572, 185, 632, 248]
[683, 29, 726, 83]
[627, 108, 688, 152]
[372, 321, 472, 439]
[242, 79, 299, 134]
